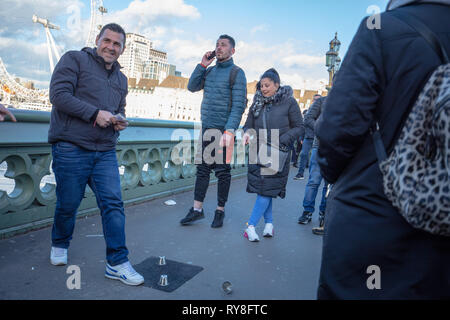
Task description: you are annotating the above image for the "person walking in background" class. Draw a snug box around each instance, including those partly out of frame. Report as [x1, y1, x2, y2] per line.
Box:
[293, 94, 321, 180]
[48, 23, 144, 286]
[180, 34, 247, 228]
[298, 96, 329, 235]
[242, 68, 304, 242]
[315, 0, 450, 299]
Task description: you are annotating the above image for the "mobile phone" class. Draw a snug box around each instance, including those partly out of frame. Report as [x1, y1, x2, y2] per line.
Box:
[114, 113, 127, 124]
[207, 50, 216, 60]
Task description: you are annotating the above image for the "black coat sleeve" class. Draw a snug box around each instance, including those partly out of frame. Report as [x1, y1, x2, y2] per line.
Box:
[243, 101, 255, 133]
[280, 98, 305, 148]
[315, 17, 383, 183]
[304, 97, 323, 133]
[49, 51, 98, 123]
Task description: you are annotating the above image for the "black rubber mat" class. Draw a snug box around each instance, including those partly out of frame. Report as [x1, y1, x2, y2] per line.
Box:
[133, 256, 203, 292]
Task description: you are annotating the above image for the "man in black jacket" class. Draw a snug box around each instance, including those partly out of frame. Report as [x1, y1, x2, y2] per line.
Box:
[48, 23, 144, 286]
[293, 94, 321, 179]
[298, 97, 329, 235]
[315, 0, 450, 299]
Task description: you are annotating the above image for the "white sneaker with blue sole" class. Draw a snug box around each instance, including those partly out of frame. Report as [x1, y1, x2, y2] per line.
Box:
[50, 247, 68, 266]
[105, 261, 144, 286]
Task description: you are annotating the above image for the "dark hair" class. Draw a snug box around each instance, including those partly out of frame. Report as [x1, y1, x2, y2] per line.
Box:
[218, 34, 235, 48]
[98, 23, 126, 47]
[314, 94, 322, 98]
[256, 68, 280, 91]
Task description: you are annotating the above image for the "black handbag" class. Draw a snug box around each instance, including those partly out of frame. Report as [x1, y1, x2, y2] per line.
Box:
[257, 107, 290, 175]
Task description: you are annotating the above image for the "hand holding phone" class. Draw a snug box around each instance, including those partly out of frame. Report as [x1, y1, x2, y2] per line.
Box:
[201, 50, 216, 67]
[207, 50, 216, 60]
[113, 113, 127, 123]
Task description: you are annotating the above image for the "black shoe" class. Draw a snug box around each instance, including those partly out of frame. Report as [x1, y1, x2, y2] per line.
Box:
[293, 163, 299, 168]
[298, 211, 312, 224]
[211, 210, 225, 228]
[312, 226, 324, 235]
[312, 215, 325, 235]
[293, 173, 304, 180]
[180, 207, 204, 225]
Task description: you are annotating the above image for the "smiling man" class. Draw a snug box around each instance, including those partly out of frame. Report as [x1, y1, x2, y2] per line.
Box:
[48, 23, 144, 286]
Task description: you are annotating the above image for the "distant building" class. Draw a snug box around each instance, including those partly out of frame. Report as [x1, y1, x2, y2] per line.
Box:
[142, 48, 170, 82]
[126, 76, 202, 121]
[118, 33, 152, 79]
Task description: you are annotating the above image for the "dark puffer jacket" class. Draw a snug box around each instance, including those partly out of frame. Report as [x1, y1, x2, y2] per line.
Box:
[304, 96, 326, 148]
[188, 58, 247, 131]
[315, 3, 450, 299]
[48, 47, 127, 151]
[244, 86, 304, 198]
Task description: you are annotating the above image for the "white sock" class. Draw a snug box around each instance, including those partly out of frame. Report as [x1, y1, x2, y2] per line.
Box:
[193, 207, 202, 212]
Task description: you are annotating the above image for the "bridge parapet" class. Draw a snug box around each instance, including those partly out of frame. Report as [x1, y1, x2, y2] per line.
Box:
[0, 109, 248, 238]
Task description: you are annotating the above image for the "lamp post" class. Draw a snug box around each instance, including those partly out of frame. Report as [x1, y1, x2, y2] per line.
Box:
[325, 32, 341, 91]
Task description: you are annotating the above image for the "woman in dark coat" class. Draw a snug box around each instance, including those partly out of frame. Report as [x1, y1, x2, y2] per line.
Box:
[315, 1, 450, 299]
[242, 68, 304, 241]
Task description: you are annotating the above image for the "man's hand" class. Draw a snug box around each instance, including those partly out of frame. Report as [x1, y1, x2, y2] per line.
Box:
[219, 131, 235, 164]
[219, 131, 234, 148]
[95, 110, 114, 128]
[242, 132, 251, 145]
[201, 51, 215, 68]
[0, 104, 17, 122]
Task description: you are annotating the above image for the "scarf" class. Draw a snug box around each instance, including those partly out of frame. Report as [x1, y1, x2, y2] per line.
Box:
[250, 86, 293, 118]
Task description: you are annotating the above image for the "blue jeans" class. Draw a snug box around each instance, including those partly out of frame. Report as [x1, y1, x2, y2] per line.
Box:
[302, 148, 328, 215]
[51, 142, 129, 266]
[248, 195, 273, 226]
[297, 138, 314, 175]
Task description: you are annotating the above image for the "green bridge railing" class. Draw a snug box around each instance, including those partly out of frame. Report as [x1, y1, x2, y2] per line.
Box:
[0, 109, 248, 239]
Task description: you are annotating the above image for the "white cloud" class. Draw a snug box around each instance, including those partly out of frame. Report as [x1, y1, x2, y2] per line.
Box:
[250, 24, 268, 35]
[281, 54, 324, 68]
[105, 0, 200, 35]
[163, 37, 328, 90]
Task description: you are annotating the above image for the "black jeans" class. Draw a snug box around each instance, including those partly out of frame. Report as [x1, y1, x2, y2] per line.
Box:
[194, 128, 232, 208]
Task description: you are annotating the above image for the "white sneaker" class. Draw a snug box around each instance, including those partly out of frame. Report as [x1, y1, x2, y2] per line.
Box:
[263, 223, 274, 237]
[50, 247, 67, 266]
[244, 225, 260, 242]
[105, 261, 144, 286]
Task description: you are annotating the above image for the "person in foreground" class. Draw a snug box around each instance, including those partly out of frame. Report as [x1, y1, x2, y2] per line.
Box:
[315, 0, 450, 299]
[242, 68, 304, 242]
[48, 23, 144, 286]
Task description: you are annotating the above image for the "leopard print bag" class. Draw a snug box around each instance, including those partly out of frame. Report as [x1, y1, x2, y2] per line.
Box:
[376, 64, 450, 236]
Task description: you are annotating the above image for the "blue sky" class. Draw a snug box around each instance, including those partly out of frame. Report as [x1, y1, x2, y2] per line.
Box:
[0, 0, 389, 89]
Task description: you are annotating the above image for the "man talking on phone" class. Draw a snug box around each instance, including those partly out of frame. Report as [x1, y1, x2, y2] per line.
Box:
[180, 34, 247, 228]
[48, 23, 144, 286]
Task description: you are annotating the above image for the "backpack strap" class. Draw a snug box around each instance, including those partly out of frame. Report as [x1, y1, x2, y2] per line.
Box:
[391, 11, 449, 64]
[200, 65, 215, 89]
[372, 11, 450, 163]
[228, 65, 241, 113]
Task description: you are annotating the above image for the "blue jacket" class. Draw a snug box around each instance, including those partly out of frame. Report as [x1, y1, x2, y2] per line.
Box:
[48, 47, 127, 151]
[188, 58, 247, 131]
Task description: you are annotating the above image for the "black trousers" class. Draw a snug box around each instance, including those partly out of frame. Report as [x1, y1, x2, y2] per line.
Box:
[194, 129, 232, 208]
